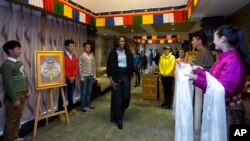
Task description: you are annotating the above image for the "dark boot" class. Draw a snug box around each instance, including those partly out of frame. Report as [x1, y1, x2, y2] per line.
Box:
[117, 120, 123, 129]
[167, 100, 171, 109]
[161, 101, 167, 107]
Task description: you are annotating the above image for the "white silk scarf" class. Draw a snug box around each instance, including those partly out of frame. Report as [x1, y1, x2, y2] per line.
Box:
[174, 63, 194, 141]
[201, 72, 227, 141]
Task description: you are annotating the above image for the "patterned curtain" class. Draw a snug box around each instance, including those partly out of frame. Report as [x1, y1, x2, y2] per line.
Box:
[0, 1, 87, 134]
[95, 35, 115, 69]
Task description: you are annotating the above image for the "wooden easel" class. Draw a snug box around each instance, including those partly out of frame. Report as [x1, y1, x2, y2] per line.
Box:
[33, 86, 70, 137]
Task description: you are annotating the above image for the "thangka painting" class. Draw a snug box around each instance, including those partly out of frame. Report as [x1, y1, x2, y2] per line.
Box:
[35, 51, 66, 90]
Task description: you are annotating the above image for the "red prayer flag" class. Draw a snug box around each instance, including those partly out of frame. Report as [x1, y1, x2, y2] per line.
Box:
[85, 14, 91, 24]
[123, 15, 133, 25]
[43, 0, 54, 12]
[161, 35, 167, 39]
[137, 36, 142, 39]
[174, 11, 184, 22]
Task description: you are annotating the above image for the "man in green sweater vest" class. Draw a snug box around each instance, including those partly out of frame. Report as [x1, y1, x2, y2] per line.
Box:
[0, 40, 28, 141]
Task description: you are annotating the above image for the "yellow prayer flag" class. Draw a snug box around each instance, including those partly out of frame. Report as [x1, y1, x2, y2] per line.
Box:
[64, 5, 72, 18]
[194, 0, 199, 6]
[142, 15, 153, 25]
[188, 5, 192, 19]
[96, 18, 106, 27]
[152, 35, 157, 40]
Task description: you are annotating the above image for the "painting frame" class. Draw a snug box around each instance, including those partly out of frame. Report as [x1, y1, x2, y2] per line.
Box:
[35, 51, 66, 90]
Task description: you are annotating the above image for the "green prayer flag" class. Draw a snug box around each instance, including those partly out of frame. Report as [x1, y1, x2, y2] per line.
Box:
[133, 16, 142, 25]
[54, 1, 64, 16]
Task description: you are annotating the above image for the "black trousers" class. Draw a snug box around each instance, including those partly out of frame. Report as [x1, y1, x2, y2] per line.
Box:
[134, 69, 140, 85]
[58, 78, 75, 111]
[111, 74, 131, 122]
[161, 76, 173, 105]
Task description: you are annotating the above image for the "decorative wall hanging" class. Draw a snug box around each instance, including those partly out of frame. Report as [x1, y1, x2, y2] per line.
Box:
[19, 0, 200, 27]
[134, 35, 182, 44]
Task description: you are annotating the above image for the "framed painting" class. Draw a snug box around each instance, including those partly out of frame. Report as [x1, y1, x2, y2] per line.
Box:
[185, 51, 218, 63]
[185, 51, 198, 63]
[35, 51, 66, 90]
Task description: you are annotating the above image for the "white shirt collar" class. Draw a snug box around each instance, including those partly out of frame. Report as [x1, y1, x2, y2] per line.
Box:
[65, 50, 73, 60]
[7, 57, 17, 62]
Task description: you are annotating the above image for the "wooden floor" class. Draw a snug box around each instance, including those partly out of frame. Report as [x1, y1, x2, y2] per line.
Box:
[26, 86, 175, 141]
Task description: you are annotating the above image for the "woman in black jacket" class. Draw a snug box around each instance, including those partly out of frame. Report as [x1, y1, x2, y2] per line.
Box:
[107, 35, 134, 130]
